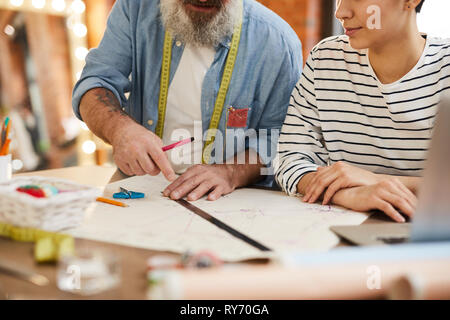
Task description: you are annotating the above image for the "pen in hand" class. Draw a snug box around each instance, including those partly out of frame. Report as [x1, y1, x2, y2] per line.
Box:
[162, 137, 194, 152]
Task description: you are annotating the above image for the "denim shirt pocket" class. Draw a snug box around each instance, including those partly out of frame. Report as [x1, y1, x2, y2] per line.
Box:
[225, 103, 254, 129]
[221, 102, 260, 162]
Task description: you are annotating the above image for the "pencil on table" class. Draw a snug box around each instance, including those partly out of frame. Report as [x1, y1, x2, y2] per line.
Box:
[96, 197, 129, 207]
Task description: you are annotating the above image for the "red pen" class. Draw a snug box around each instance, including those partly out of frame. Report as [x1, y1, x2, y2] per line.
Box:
[162, 137, 194, 152]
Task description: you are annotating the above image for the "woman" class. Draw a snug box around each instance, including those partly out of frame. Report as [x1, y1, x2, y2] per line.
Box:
[275, 0, 450, 222]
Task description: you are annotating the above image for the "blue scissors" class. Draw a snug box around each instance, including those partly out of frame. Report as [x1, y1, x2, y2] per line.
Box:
[113, 187, 145, 199]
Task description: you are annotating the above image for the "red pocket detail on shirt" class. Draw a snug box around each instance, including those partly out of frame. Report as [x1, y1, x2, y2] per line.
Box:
[227, 107, 249, 128]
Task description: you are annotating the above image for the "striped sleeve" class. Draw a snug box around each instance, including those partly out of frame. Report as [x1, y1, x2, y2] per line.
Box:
[274, 52, 329, 195]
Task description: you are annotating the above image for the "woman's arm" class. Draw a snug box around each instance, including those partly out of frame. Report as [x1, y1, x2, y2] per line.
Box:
[275, 52, 328, 195]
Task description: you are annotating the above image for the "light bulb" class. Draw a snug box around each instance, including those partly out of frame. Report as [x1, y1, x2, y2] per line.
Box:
[32, 0, 46, 9]
[73, 23, 87, 38]
[71, 0, 86, 14]
[10, 0, 24, 7]
[82, 140, 96, 154]
[52, 0, 66, 12]
[75, 47, 89, 60]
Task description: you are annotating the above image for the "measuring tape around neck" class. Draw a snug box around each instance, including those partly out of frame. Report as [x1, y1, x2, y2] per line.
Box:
[155, 31, 173, 141]
[155, 0, 243, 164]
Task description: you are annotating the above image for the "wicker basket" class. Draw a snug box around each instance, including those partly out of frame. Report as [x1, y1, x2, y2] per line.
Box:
[0, 176, 102, 232]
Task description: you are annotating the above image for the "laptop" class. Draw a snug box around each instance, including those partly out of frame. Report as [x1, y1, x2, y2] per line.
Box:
[331, 94, 450, 246]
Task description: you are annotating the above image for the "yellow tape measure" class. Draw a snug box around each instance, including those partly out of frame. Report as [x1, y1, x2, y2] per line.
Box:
[155, 31, 173, 139]
[156, 0, 243, 164]
[0, 222, 74, 263]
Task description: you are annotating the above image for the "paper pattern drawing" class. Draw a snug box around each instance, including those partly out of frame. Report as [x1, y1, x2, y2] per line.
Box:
[67, 175, 370, 261]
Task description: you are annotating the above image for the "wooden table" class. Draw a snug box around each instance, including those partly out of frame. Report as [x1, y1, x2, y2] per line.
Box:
[0, 166, 388, 300]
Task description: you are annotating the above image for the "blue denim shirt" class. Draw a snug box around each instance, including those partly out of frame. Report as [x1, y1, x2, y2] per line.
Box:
[72, 0, 302, 186]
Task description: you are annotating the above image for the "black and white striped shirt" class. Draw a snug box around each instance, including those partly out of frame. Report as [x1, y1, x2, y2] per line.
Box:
[275, 35, 450, 196]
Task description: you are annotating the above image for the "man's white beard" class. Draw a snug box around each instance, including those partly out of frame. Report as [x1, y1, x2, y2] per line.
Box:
[160, 0, 240, 47]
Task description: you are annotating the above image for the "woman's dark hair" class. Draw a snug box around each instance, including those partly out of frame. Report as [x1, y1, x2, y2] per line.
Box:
[416, 0, 425, 13]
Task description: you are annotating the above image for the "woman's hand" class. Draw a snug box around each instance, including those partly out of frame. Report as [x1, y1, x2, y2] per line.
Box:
[303, 162, 382, 205]
[331, 178, 418, 223]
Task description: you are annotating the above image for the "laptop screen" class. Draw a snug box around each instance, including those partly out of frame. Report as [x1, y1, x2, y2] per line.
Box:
[411, 94, 450, 242]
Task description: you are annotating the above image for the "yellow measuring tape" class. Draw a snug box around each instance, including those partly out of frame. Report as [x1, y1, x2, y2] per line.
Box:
[0, 222, 74, 263]
[155, 31, 174, 140]
[155, 0, 243, 164]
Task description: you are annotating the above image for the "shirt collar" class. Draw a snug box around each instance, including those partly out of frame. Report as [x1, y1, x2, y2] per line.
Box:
[217, 34, 233, 50]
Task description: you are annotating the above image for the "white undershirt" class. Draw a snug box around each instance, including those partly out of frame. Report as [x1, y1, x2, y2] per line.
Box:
[162, 44, 216, 174]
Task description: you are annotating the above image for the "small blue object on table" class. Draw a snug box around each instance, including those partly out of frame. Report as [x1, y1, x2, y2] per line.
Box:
[113, 187, 145, 199]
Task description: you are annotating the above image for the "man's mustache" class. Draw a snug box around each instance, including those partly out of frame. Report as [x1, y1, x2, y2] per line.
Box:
[182, 0, 224, 8]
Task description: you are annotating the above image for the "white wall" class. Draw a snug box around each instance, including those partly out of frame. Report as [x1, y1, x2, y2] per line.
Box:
[417, 0, 450, 38]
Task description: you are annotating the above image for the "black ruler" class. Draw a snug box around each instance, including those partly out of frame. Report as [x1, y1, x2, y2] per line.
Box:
[175, 198, 272, 252]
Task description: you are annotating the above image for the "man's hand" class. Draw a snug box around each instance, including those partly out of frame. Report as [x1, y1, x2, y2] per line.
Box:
[111, 121, 177, 181]
[79, 88, 176, 181]
[303, 162, 381, 205]
[331, 178, 418, 223]
[163, 164, 237, 201]
[163, 149, 264, 201]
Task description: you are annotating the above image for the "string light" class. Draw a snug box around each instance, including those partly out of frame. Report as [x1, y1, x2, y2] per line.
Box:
[5, 0, 86, 16]
[32, 0, 46, 9]
[52, 0, 66, 12]
[73, 23, 87, 37]
[0, 1, 88, 79]
[75, 46, 89, 60]
[70, 0, 85, 14]
[82, 140, 96, 154]
[4, 25, 15, 36]
[10, 0, 24, 7]
[0, 0, 92, 166]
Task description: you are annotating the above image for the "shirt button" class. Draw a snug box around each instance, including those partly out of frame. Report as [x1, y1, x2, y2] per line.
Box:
[176, 41, 182, 47]
[147, 120, 154, 126]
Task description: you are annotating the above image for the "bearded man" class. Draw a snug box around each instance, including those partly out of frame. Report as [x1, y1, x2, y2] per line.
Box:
[72, 0, 302, 201]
